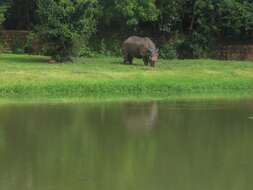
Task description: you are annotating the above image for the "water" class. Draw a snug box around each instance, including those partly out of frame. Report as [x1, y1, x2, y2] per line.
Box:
[0, 100, 252, 190]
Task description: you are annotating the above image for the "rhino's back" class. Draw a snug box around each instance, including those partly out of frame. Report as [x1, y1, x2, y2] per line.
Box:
[123, 36, 155, 48]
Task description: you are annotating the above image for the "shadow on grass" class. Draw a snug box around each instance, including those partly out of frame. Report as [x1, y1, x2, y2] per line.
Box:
[111, 61, 123, 65]
[111, 60, 147, 67]
[1, 54, 49, 64]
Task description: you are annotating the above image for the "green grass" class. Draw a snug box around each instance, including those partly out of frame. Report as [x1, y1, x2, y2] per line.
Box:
[0, 53, 253, 102]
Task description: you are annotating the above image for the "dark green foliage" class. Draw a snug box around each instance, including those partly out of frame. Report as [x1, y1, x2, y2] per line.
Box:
[9, 36, 25, 53]
[98, 0, 159, 30]
[4, 0, 36, 30]
[217, 0, 253, 40]
[158, 0, 253, 58]
[88, 36, 122, 56]
[0, 7, 6, 27]
[36, 0, 98, 61]
[24, 32, 41, 54]
[93, 0, 253, 59]
[0, 31, 33, 54]
[0, 0, 11, 28]
[79, 46, 97, 57]
[159, 37, 183, 59]
[3, 0, 253, 59]
[159, 43, 177, 59]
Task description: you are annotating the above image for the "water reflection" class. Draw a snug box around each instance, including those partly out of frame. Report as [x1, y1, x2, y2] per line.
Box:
[0, 101, 252, 190]
[123, 102, 158, 133]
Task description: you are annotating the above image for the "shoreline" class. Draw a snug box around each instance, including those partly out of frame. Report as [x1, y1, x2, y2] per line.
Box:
[0, 93, 252, 106]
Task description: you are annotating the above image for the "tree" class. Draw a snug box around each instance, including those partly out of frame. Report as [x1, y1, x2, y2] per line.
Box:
[156, 0, 184, 34]
[36, 0, 99, 61]
[157, 0, 253, 58]
[97, 0, 159, 33]
[3, 0, 253, 58]
[0, 0, 12, 29]
[4, 0, 36, 30]
[216, 0, 253, 40]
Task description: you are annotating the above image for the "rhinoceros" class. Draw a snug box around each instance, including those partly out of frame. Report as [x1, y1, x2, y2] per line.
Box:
[122, 36, 159, 67]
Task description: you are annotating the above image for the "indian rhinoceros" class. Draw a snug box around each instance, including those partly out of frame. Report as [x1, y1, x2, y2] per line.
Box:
[122, 36, 159, 67]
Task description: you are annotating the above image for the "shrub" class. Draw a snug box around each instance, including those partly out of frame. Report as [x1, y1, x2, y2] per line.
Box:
[0, 40, 4, 53]
[24, 32, 38, 54]
[177, 33, 214, 59]
[36, 0, 99, 62]
[0, 3, 8, 28]
[9, 35, 25, 54]
[13, 48, 25, 54]
[79, 46, 97, 57]
[88, 36, 122, 57]
[159, 42, 178, 59]
[99, 38, 122, 56]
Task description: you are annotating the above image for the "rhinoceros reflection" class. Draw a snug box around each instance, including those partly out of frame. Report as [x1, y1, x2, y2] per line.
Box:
[123, 102, 158, 132]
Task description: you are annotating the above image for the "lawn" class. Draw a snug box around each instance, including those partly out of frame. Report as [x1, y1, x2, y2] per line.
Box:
[0, 53, 253, 102]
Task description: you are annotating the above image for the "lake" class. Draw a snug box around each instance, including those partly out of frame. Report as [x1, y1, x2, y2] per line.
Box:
[0, 100, 252, 190]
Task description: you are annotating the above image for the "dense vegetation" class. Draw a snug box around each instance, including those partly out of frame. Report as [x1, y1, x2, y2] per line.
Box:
[0, 0, 11, 28]
[0, 54, 252, 102]
[1, 0, 253, 61]
[36, 0, 98, 61]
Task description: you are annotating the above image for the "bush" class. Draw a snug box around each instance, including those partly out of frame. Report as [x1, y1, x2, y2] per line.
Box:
[88, 37, 122, 57]
[9, 35, 25, 54]
[177, 39, 194, 59]
[36, 0, 98, 62]
[0, 40, 4, 53]
[79, 46, 97, 58]
[177, 33, 214, 59]
[13, 48, 25, 54]
[99, 38, 122, 56]
[24, 32, 38, 54]
[159, 42, 178, 59]
[0, 2, 9, 29]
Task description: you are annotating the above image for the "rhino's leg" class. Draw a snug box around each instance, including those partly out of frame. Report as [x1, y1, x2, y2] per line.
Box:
[124, 58, 130, 65]
[123, 48, 128, 64]
[143, 57, 149, 66]
[128, 55, 133, 64]
[124, 58, 129, 64]
[123, 52, 132, 64]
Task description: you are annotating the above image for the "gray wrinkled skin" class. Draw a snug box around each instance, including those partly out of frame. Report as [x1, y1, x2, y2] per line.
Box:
[122, 36, 158, 67]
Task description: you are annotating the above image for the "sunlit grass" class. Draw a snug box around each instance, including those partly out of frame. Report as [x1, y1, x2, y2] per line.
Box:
[0, 53, 253, 101]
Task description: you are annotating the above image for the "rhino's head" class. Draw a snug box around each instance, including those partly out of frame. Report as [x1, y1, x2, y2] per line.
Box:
[148, 48, 159, 67]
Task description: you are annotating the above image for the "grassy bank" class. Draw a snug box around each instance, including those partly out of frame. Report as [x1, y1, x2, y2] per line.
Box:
[0, 54, 253, 102]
